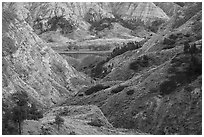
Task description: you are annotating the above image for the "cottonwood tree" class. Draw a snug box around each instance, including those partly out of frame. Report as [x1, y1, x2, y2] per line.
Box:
[8, 91, 43, 135]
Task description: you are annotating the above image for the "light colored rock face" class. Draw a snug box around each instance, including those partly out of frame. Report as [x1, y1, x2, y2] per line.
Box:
[18, 2, 169, 27]
[114, 2, 169, 23]
[2, 4, 92, 108]
[22, 105, 141, 135]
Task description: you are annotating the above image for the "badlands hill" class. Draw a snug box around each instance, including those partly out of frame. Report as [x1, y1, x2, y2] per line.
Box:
[2, 2, 202, 135]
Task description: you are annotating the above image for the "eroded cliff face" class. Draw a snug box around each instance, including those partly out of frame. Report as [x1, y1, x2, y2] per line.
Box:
[19, 2, 169, 30]
[2, 3, 92, 108]
[112, 2, 169, 23]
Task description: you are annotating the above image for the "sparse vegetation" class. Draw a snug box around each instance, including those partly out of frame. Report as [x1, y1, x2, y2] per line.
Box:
[89, 17, 115, 34]
[160, 52, 201, 96]
[91, 40, 144, 79]
[2, 10, 17, 33]
[148, 19, 165, 33]
[2, 36, 17, 56]
[33, 15, 77, 35]
[110, 41, 142, 59]
[173, 3, 202, 29]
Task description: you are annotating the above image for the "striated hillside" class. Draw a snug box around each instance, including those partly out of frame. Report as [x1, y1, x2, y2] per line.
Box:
[2, 3, 92, 109]
[112, 2, 169, 23]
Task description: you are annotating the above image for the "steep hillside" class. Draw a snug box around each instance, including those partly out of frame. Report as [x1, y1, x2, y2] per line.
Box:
[2, 3, 92, 109]
[63, 2, 202, 135]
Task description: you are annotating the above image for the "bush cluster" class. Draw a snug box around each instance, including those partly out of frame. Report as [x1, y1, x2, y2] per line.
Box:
[160, 52, 202, 96]
[90, 40, 144, 79]
[89, 17, 115, 33]
[33, 16, 77, 35]
[129, 55, 149, 71]
[110, 41, 142, 59]
[90, 41, 144, 79]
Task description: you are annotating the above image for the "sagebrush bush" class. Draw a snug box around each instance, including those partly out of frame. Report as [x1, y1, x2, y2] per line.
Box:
[126, 90, 134, 95]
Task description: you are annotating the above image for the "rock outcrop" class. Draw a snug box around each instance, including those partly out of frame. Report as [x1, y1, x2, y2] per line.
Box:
[2, 3, 92, 108]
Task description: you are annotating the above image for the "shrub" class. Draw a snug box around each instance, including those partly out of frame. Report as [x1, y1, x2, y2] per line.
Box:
[126, 90, 135, 95]
[111, 85, 127, 94]
[87, 119, 103, 127]
[90, 60, 108, 78]
[163, 37, 176, 45]
[174, 2, 185, 7]
[55, 115, 64, 131]
[110, 41, 142, 59]
[162, 44, 175, 50]
[69, 131, 76, 135]
[159, 80, 177, 95]
[78, 93, 84, 97]
[168, 34, 178, 40]
[84, 84, 109, 95]
[129, 55, 149, 71]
